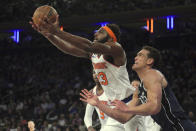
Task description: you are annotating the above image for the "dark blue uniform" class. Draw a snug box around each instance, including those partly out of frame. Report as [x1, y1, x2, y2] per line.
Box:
[138, 82, 196, 131]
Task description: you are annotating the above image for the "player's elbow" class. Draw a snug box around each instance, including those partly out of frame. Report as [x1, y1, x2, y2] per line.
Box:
[120, 119, 129, 124]
[112, 112, 131, 124]
[150, 103, 161, 115]
[118, 115, 133, 124]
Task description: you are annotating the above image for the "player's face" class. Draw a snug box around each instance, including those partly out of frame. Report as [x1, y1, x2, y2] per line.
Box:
[93, 71, 99, 83]
[132, 49, 150, 70]
[94, 28, 109, 43]
[131, 80, 140, 88]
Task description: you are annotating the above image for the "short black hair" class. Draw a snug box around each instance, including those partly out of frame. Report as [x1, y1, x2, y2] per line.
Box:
[106, 24, 121, 42]
[142, 46, 161, 69]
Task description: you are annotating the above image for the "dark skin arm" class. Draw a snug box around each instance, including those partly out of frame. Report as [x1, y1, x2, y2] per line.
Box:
[30, 15, 126, 66]
[29, 18, 90, 58]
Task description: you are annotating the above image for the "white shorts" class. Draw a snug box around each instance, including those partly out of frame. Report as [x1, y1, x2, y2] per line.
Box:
[124, 115, 146, 131]
[100, 125, 125, 131]
[145, 116, 161, 131]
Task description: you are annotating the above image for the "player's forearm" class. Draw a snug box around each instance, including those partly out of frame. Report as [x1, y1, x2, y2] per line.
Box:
[54, 30, 92, 51]
[84, 104, 94, 128]
[46, 34, 88, 58]
[84, 115, 93, 128]
[127, 101, 160, 116]
[96, 101, 134, 124]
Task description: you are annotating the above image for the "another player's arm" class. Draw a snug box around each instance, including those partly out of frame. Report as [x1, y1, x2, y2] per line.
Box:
[96, 89, 140, 124]
[47, 35, 90, 58]
[54, 29, 124, 56]
[95, 102, 134, 124]
[30, 20, 90, 58]
[84, 104, 96, 131]
[126, 71, 162, 116]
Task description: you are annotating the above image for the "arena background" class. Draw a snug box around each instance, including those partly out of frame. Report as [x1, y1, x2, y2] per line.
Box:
[0, 0, 196, 130]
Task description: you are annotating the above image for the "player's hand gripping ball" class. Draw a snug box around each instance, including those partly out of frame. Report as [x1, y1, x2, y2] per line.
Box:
[32, 5, 58, 26]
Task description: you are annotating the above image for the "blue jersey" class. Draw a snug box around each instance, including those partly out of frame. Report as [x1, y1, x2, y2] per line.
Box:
[138, 82, 187, 131]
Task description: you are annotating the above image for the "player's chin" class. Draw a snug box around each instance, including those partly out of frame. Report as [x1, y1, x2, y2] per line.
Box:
[132, 65, 138, 71]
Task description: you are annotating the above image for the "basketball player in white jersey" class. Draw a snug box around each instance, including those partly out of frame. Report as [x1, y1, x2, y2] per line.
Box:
[84, 71, 125, 131]
[30, 17, 138, 130]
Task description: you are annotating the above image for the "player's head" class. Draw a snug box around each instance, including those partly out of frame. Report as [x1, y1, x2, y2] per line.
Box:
[131, 79, 140, 88]
[132, 46, 161, 71]
[92, 70, 99, 84]
[94, 24, 121, 43]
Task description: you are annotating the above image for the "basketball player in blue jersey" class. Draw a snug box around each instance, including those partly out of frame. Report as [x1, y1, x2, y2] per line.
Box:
[80, 46, 196, 131]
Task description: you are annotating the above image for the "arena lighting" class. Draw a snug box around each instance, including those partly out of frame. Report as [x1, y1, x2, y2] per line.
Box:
[150, 18, 153, 33]
[96, 22, 110, 27]
[94, 22, 110, 33]
[146, 18, 153, 33]
[10, 29, 20, 44]
[171, 16, 174, 29]
[167, 16, 174, 30]
[167, 17, 170, 29]
[146, 19, 150, 31]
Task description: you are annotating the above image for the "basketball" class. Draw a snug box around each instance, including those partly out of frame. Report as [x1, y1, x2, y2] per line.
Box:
[32, 5, 58, 26]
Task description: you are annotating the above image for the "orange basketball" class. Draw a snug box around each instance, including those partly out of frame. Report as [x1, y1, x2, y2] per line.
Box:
[32, 5, 58, 26]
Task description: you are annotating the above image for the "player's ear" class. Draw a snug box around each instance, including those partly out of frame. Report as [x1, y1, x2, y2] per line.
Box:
[147, 58, 154, 65]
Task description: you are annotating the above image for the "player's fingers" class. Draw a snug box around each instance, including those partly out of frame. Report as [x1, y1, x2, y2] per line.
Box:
[80, 98, 87, 103]
[43, 15, 50, 23]
[111, 99, 118, 104]
[80, 93, 87, 99]
[81, 89, 88, 96]
[84, 89, 91, 94]
[110, 102, 117, 106]
[82, 89, 90, 95]
[29, 21, 33, 25]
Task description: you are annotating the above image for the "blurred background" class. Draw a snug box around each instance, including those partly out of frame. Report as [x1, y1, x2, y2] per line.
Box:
[0, 0, 196, 130]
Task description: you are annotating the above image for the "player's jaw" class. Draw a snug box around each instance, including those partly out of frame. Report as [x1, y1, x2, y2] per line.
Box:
[132, 58, 144, 71]
[93, 73, 99, 83]
[94, 35, 109, 43]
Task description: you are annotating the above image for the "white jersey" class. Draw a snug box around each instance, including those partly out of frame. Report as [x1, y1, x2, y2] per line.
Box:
[144, 116, 161, 131]
[84, 86, 125, 131]
[91, 50, 135, 100]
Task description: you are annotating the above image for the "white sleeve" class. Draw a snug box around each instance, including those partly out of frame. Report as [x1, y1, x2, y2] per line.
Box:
[84, 104, 95, 128]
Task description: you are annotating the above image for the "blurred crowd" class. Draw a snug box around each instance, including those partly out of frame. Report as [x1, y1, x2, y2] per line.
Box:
[1, 0, 195, 22]
[0, 1, 196, 129]
[0, 27, 196, 130]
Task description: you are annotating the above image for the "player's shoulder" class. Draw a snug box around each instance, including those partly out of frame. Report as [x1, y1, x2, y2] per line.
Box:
[144, 69, 163, 81]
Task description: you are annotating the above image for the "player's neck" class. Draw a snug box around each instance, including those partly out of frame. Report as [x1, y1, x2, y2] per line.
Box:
[96, 85, 104, 96]
[136, 67, 151, 80]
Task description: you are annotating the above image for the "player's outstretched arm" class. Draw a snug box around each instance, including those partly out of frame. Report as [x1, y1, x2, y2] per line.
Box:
[29, 19, 90, 58]
[80, 89, 134, 124]
[32, 15, 124, 58]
